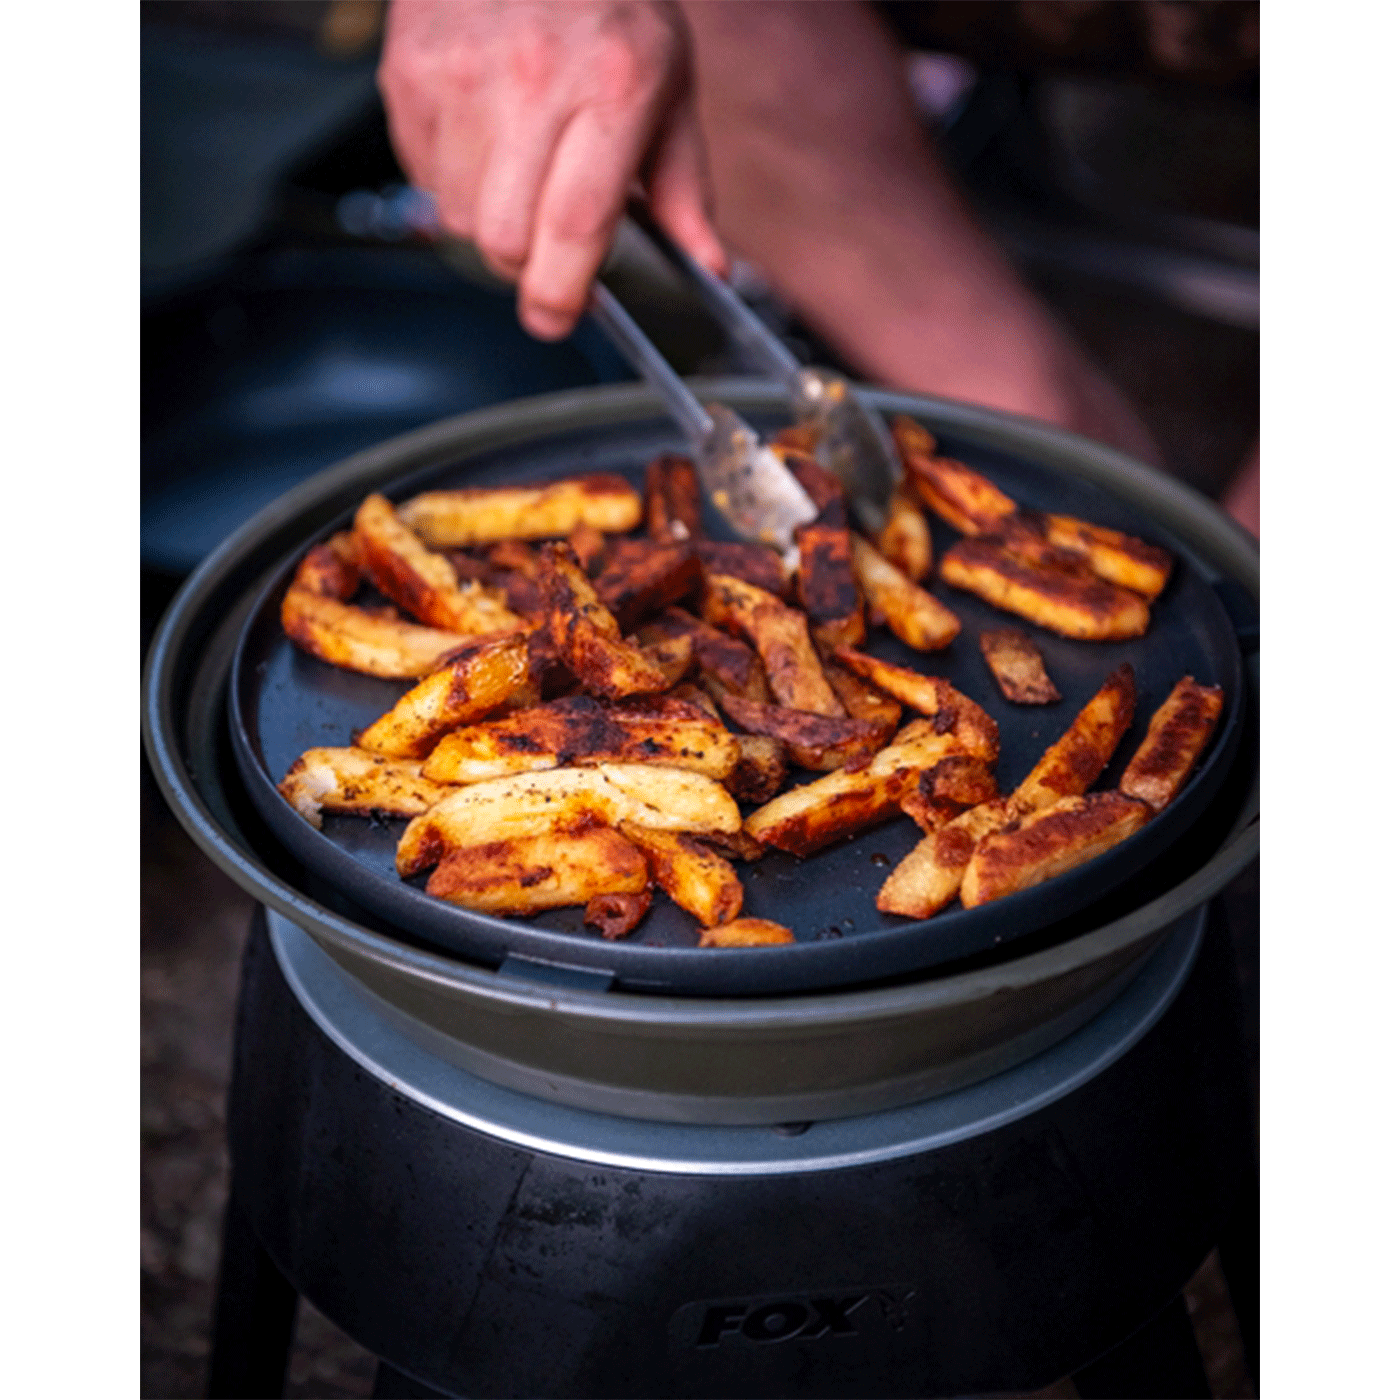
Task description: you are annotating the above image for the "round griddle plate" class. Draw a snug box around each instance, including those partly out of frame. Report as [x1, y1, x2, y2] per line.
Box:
[230, 411, 1245, 996]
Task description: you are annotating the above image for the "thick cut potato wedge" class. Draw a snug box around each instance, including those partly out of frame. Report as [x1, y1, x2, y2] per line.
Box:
[903, 450, 1018, 537]
[849, 536, 960, 651]
[279, 748, 456, 829]
[355, 636, 534, 759]
[796, 524, 865, 648]
[539, 543, 672, 698]
[876, 799, 1013, 918]
[620, 823, 744, 927]
[585, 889, 653, 939]
[421, 694, 740, 783]
[979, 627, 1061, 705]
[398, 474, 642, 547]
[744, 717, 981, 856]
[1119, 676, 1224, 813]
[424, 828, 649, 915]
[593, 539, 701, 633]
[1010, 663, 1135, 815]
[354, 493, 524, 634]
[636, 608, 770, 702]
[940, 538, 1150, 641]
[830, 648, 999, 761]
[725, 735, 789, 805]
[645, 454, 704, 543]
[899, 756, 1000, 835]
[397, 764, 741, 876]
[292, 533, 361, 598]
[716, 692, 889, 772]
[281, 586, 483, 679]
[877, 486, 933, 582]
[960, 792, 1151, 907]
[1037, 512, 1172, 600]
[701, 573, 843, 716]
[695, 541, 788, 598]
[699, 919, 795, 947]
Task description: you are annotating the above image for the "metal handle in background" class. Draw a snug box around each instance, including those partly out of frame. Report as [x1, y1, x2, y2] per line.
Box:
[588, 282, 713, 449]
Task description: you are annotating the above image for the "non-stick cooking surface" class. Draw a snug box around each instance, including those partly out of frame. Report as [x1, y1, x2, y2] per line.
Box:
[230, 409, 1244, 996]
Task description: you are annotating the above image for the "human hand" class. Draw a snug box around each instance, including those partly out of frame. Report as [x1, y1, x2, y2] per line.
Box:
[379, 0, 726, 339]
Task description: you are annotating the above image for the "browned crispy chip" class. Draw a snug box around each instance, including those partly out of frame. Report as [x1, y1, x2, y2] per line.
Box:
[1119, 676, 1224, 813]
[701, 573, 843, 716]
[876, 798, 1014, 918]
[421, 693, 739, 784]
[585, 889, 653, 939]
[355, 636, 533, 759]
[281, 585, 483, 679]
[796, 523, 865, 648]
[398, 474, 642, 547]
[849, 535, 960, 650]
[645, 454, 704, 543]
[292, 533, 361, 599]
[960, 792, 1151, 907]
[877, 485, 933, 582]
[699, 918, 795, 947]
[694, 541, 789, 598]
[830, 648, 999, 761]
[593, 539, 701, 633]
[425, 828, 649, 915]
[978, 628, 1061, 705]
[940, 538, 1151, 641]
[725, 735, 789, 805]
[715, 692, 889, 772]
[620, 823, 744, 927]
[539, 543, 672, 698]
[898, 756, 1001, 835]
[278, 748, 456, 829]
[636, 607, 770, 703]
[354, 493, 525, 635]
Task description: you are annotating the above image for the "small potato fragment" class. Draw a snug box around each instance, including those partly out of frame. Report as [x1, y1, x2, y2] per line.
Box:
[796, 523, 865, 649]
[849, 536, 960, 651]
[397, 764, 741, 876]
[715, 692, 890, 772]
[725, 735, 789, 805]
[899, 756, 1001, 835]
[645, 454, 704, 543]
[960, 792, 1152, 907]
[940, 538, 1150, 642]
[593, 539, 701, 633]
[830, 648, 999, 761]
[636, 608, 770, 702]
[701, 573, 843, 716]
[699, 919, 795, 947]
[979, 628, 1061, 705]
[890, 415, 936, 459]
[586, 889, 653, 940]
[695, 541, 788, 598]
[355, 636, 532, 759]
[278, 748, 455, 829]
[421, 694, 740, 784]
[621, 823, 744, 927]
[281, 586, 481, 679]
[425, 828, 649, 915]
[877, 486, 933, 582]
[568, 522, 609, 576]
[1119, 676, 1224, 813]
[876, 799, 1014, 918]
[398, 474, 642, 547]
[539, 543, 671, 698]
[355, 493, 525, 635]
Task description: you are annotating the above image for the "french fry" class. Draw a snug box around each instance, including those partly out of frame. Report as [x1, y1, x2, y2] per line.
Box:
[398, 474, 642, 547]
[482, 541, 548, 618]
[701, 573, 843, 716]
[819, 649, 904, 734]
[898, 756, 1000, 835]
[645, 454, 704, 543]
[620, 823, 744, 927]
[960, 792, 1151, 907]
[292, 533, 361, 598]
[699, 827, 767, 863]
[278, 747, 456, 829]
[420, 694, 740, 784]
[830, 647, 999, 761]
[902, 449, 1018, 537]
[281, 585, 484, 679]
[354, 493, 525, 635]
[635, 632, 694, 688]
[940, 538, 1150, 641]
[397, 764, 741, 876]
[725, 735, 789, 805]
[1119, 676, 1224, 813]
[585, 889, 653, 939]
[877, 486, 933, 582]
[796, 523, 865, 649]
[695, 541, 788, 598]
[593, 539, 701, 633]
[876, 799, 1014, 918]
[636, 608, 770, 703]
[715, 691, 890, 772]
[978, 627, 1061, 705]
[890, 415, 935, 459]
[699, 918, 795, 947]
[355, 636, 534, 759]
[425, 828, 649, 915]
[849, 535, 960, 651]
[539, 543, 672, 698]
[1037, 512, 1173, 600]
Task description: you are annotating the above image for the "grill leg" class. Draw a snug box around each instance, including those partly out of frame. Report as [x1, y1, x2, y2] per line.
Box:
[206, 1189, 298, 1399]
[372, 1361, 451, 1398]
[1071, 1292, 1212, 1399]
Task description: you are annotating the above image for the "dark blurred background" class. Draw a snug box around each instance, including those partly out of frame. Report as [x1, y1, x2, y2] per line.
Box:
[141, 4, 1257, 1395]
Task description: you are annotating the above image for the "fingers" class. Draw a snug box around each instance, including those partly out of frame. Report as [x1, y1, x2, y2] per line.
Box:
[430, 86, 492, 244]
[645, 108, 729, 279]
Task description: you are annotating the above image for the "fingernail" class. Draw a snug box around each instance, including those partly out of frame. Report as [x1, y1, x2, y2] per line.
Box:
[521, 305, 572, 341]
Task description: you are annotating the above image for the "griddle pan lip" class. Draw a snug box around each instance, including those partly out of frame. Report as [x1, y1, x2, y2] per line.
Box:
[226, 404, 1246, 998]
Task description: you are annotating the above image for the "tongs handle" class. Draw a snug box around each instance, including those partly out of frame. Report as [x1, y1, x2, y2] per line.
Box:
[625, 204, 807, 399]
[588, 282, 714, 448]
